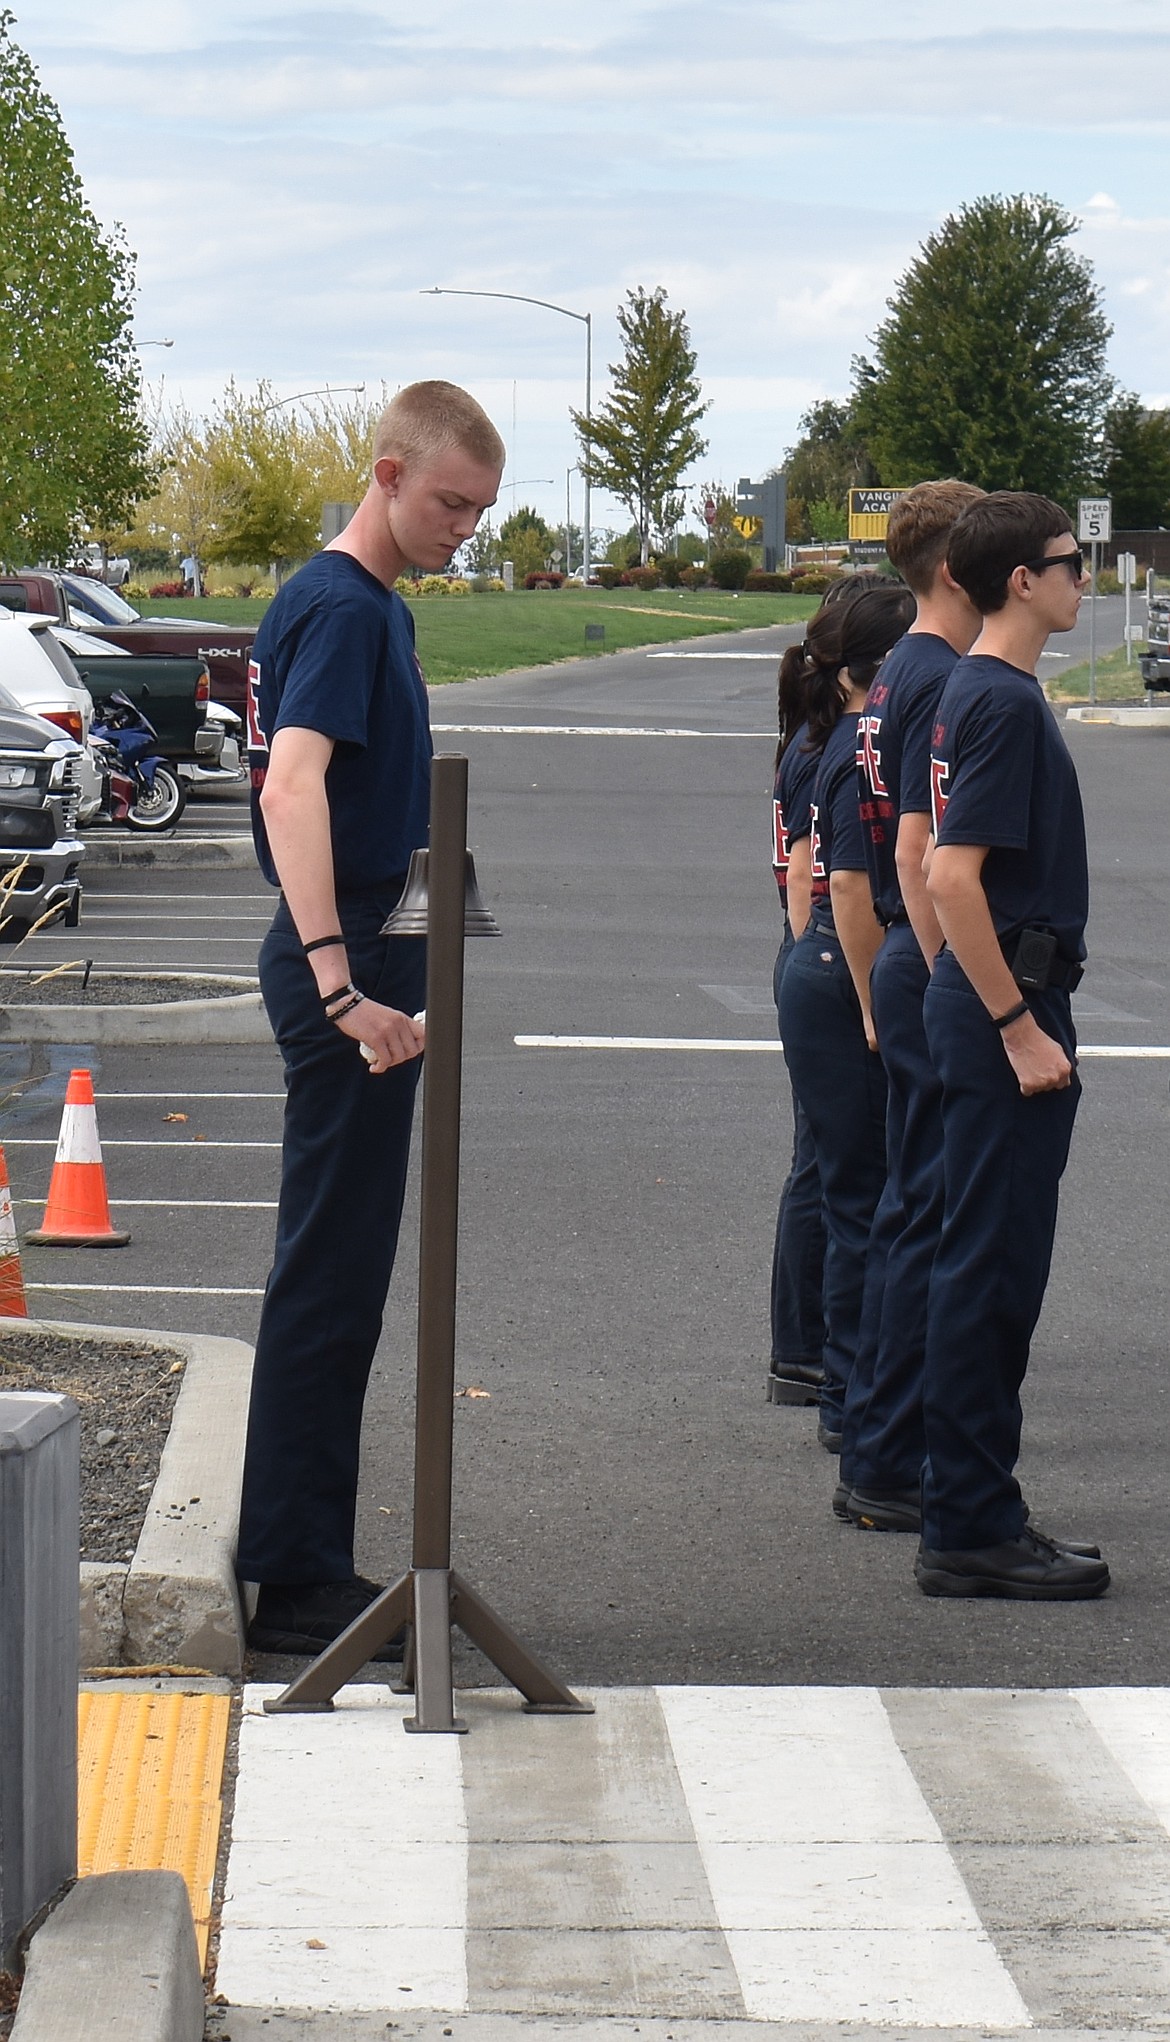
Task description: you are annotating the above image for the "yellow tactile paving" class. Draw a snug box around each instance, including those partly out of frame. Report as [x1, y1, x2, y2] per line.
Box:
[77, 1690, 230, 1966]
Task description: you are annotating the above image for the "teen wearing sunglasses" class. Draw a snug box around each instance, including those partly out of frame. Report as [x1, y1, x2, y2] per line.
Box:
[915, 492, 1108, 1600]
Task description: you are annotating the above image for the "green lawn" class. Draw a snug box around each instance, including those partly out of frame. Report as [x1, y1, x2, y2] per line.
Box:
[146, 589, 816, 684]
[1045, 641, 1153, 703]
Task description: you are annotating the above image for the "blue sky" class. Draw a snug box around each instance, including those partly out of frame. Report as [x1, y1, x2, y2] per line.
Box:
[16, 2, 1170, 539]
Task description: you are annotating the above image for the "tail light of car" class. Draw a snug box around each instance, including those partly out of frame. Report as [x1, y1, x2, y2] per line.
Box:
[40, 709, 85, 743]
[195, 664, 210, 705]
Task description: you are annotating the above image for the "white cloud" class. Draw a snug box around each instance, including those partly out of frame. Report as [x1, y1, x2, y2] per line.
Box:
[10, 1, 1170, 531]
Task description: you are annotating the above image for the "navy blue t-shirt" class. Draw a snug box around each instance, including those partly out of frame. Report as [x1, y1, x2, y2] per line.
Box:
[809, 712, 866, 930]
[930, 654, 1087, 963]
[772, 722, 820, 908]
[857, 632, 961, 925]
[248, 552, 433, 893]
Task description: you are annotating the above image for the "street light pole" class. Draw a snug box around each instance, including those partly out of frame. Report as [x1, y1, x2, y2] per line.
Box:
[422, 287, 592, 583]
[259, 383, 365, 415]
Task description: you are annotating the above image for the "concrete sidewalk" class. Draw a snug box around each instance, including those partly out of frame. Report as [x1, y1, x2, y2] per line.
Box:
[208, 1682, 1170, 2038]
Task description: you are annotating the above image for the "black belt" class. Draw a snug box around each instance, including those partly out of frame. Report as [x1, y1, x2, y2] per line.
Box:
[881, 905, 911, 930]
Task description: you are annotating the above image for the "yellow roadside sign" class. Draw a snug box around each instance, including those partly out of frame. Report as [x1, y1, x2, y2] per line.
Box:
[848, 488, 907, 541]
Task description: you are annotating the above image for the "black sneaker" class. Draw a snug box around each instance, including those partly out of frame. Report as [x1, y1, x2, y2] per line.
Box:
[247, 1575, 406, 1660]
[914, 1526, 1110, 1601]
[847, 1485, 921, 1534]
[767, 1360, 823, 1406]
[817, 1417, 843, 1454]
[831, 1481, 853, 1521]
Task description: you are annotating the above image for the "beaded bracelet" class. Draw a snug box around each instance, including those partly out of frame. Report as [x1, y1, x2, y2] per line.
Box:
[326, 991, 365, 1025]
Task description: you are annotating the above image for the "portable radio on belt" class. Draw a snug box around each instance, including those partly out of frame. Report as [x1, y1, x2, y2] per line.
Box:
[1011, 928, 1058, 992]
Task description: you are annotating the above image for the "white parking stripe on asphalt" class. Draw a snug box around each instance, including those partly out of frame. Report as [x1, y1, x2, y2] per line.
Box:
[24, 1283, 265, 1296]
[94, 1093, 283, 1100]
[515, 1033, 1170, 1057]
[83, 893, 275, 902]
[3, 1138, 280, 1148]
[657, 1686, 1028, 2028]
[432, 723, 773, 737]
[14, 1198, 277, 1208]
[1074, 1689, 1170, 1830]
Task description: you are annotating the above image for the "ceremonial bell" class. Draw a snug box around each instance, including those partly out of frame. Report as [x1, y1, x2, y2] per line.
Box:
[381, 847, 500, 938]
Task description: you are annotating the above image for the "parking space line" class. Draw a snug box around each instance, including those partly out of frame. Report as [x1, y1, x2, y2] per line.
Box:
[14, 1198, 277, 1209]
[82, 914, 269, 923]
[431, 723, 772, 737]
[24, 1283, 265, 1297]
[29, 936, 262, 945]
[514, 1034, 1170, 1057]
[3, 1138, 281, 1149]
[94, 1092, 283, 1100]
[83, 894, 275, 903]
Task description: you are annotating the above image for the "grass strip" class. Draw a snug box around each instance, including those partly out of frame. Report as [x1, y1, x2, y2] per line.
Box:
[1046, 640, 1153, 703]
[144, 589, 816, 685]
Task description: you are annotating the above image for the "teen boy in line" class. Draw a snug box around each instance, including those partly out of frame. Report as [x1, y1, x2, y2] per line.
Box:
[836, 479, 984, 1532]
[238, 382, 505, 1656]
[915, 492, 1109, 1600]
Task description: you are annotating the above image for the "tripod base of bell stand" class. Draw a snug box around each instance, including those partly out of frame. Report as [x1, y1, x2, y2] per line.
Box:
[262, 1564, 592, 1728]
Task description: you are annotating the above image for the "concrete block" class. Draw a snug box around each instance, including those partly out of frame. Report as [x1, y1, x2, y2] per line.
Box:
[78, 1563, 126, 1669]
[0, 1394, 78, 1969]
[124, 1332, 254, 1672]
[11, 1870, 203, 2041]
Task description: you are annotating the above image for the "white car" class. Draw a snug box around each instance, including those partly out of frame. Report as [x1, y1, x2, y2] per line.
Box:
[0, 609, 103, 819]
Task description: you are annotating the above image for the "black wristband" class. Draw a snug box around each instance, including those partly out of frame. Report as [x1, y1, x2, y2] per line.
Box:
[304, 934, 345, 956]
[320, 980, 356, 1008]
[993, 998, 1029, 1031]
[327, 991, 365, 1024]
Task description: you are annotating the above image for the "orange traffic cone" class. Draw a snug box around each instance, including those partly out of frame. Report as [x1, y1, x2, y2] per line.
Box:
[26, 1069, 130, 1247]
[0, 1144, 28, 1315]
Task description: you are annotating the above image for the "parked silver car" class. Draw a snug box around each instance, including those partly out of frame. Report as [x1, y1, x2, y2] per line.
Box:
[0, 685, 85, 938]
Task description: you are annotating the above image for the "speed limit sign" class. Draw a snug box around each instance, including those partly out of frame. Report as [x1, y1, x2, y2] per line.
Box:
[1078, 498, 1112, 543]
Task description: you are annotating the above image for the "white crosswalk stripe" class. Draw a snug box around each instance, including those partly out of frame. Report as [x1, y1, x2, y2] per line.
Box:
[216, 1684, 1170, 2029]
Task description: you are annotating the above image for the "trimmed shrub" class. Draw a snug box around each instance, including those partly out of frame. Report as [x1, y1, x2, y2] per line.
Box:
[148, 580, 185, 598]
[791, 571, 838, 593]
[595, 565, 623, 589]
[679, 565, 709, 589]
[524, 570, 564, 589]
[708, 548, 752, 590]
[622, 565, 660, 590]
[1095, 567, 1122, 595]
[470, 574, 506, 593]
[744, 569, 794, 593]
[655, 555, 685, 587]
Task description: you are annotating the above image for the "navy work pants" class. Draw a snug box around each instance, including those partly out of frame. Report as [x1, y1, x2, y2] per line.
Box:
[769, 927, 826, 1369]
[921, 951, 1080, 1552]
[778, 923, 887, 1429]
[842, 924, 942, 1492]
[236, 890, 427, 1585]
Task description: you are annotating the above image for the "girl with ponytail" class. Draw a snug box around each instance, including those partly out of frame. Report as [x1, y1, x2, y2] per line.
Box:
[767, 572, 888, 1406]
[774, 579, 915, 1448]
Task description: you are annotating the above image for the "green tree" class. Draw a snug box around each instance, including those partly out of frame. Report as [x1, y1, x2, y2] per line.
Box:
[499, 504, 552, 579]
[1099, 394, 1170, 528]
[806, 498, 849, 542]
[128, 403, 229, 570]
[853, 194, 1113, 502]
[782, 400, 875, 518]
[0, 11, 153, 563]
[205, 382, 319, 583]
[690, 483, 739, 550]
[574, 287, 709, 564]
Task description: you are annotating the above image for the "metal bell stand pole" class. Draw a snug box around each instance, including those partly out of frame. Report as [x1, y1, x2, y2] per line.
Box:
[265, 755, 590, 1730]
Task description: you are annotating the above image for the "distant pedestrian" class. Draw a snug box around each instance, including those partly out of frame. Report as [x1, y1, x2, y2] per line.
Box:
[916, 490, 1109, 1599]
[237, 381, 505, 1657]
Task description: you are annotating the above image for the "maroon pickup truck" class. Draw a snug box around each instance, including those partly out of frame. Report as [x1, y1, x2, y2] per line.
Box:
[0, 571, 256, 719]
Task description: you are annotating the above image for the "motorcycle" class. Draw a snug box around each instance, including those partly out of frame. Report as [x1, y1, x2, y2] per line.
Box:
[179, 699, 247, 791]
[89, 690, 187, 833]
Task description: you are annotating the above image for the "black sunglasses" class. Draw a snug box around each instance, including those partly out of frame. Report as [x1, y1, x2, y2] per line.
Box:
[1020, 548, 1084, 579]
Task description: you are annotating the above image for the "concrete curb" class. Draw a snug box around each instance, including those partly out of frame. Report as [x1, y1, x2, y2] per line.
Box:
[0, 989, 270, 1045]
[81, 834, 255, 870]
[0, 1318, 254, 1674]
[11, 1870, 203, 2040]
[1065, 703, 1170, 727]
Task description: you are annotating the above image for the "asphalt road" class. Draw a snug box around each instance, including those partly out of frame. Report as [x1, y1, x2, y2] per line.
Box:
[3, 599, 1166, 1693]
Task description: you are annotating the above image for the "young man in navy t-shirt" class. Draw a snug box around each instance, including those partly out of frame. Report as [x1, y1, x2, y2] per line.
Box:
[836, 480, 983, 1531]
[917, 491, 1109, 1599]
[237, 382, 504, 1657]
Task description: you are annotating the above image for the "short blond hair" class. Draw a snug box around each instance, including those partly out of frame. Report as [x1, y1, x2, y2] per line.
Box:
[886, 479, 986, 596]
[372, 380, 505, 474]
